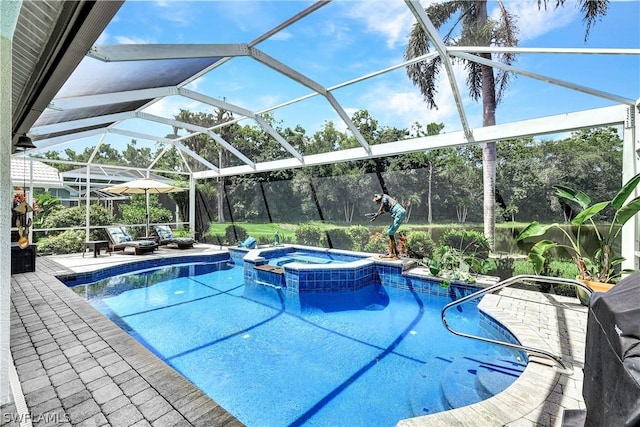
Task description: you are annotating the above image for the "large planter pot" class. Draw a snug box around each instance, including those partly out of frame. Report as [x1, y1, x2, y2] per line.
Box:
[575, 278, 615, 306]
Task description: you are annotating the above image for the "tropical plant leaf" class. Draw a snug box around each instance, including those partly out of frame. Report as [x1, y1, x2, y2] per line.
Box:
[531, 240, 558, 255]
[527, 252, 546, 275]
[616, 196, 640, 225]
[555, 185, 590, 208]
[610, 256, 625, 266]
[572, 201, 608, 225]
[517, 222, 555, 240]
[611, 172, 640, 210]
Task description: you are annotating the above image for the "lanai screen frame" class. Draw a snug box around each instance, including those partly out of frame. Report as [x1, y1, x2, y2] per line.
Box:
[16, 0, 640, 271]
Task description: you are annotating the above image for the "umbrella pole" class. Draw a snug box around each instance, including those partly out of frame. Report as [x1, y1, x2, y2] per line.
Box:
[145, 189, 150, 237]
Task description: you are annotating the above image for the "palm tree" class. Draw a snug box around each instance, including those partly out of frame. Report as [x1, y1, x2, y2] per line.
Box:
[405, 0, 609, 249]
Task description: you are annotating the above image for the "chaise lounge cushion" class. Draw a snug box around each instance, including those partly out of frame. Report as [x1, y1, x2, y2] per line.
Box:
[108, 227, 133, 244]
[152, 225, 195, 249]
[106, 227, 157, 254]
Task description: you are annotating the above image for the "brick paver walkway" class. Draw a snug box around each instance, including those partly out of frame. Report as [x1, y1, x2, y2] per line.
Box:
[2, 255, 241, 427]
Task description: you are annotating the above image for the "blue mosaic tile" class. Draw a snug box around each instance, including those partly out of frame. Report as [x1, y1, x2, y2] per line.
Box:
[59, 253, 231, 287]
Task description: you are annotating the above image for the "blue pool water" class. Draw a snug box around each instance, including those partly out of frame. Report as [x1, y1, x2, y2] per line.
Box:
[270, 252, 345, 266]
[67, 260, 524, 427]
[263, 249, 364, 267]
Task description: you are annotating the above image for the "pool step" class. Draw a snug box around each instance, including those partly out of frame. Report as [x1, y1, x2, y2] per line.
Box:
[440, 356, 525, 410]
[469, 356, 526, 399]
[255, 264, 284, 274]
[408, 357, 452, 416]
[254, 264, 285, 288]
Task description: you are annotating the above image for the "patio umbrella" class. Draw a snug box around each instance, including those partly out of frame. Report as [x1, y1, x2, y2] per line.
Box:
[103, 178, 185, 237]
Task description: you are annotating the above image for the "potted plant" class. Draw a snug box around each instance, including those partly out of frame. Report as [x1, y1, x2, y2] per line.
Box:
[517, 172, 640, 303]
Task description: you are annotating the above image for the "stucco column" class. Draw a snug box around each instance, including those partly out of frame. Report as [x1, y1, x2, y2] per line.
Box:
[0, 0, 21, 406]
[622, 100, 640, 273]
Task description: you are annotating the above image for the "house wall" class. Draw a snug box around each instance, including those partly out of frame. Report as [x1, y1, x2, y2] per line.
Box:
[1, 0, 22, 406]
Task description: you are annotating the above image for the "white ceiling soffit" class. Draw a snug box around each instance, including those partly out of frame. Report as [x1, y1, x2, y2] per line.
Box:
[20, 1, 638, 179]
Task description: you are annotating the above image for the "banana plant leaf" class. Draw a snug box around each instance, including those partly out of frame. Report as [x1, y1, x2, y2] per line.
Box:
[611, 172, 640, 210]
[555, 185, 591, 209]
[572, 201, 609, 225]
[616, 196, 640, 225]
[517, 222, 556, 240]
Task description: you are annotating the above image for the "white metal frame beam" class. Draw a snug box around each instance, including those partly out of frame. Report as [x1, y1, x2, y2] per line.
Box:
[48, 86, 177, 110]
[88, 43, 250, 61]
[136, 111, 255, 168]
[451, 51, 636, 106]
[247, 46, 371, 154]
[179, 88, 304, 162]
[405, 0, 473, 140]
[193, 105, 627, 179]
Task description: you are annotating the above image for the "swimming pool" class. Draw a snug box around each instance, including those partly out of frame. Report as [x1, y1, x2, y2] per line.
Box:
[64, 255, 526, 426]
[240, 246, 376, 293]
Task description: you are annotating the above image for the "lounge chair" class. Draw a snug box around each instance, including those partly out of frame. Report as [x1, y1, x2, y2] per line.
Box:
[151, 225, 195, 249]
[105, 226, 158, 255]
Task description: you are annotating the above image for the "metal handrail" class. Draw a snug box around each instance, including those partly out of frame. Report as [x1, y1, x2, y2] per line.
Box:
[441, 275, 593, 373]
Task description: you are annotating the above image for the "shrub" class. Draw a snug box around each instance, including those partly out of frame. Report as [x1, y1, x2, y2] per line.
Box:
[512, 259, 579, 295]
[405, 231, 435, 259]
[512, 259, 535, 276]
[42, 204, 114, 242]
[364, 232, 388, 255]
[36, 229, 84, 255]
[206, 234, 225, 246]
[437, 229, 491, 274]
[32, 192, 63, 228]
[439, 229, 490, 260]
[120, 196, 172, 237]
[295, 224, 323, 247]
[326, 228, 353, 250]
[346, 225, 371, 251]
[43, 204, 114, 230]
[225, 225, 248, 245]
[487, 254, 516, 280]
[171, 228, 192, 238]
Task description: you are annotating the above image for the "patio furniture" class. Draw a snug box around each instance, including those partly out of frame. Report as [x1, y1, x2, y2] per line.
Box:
[151, 225, 195, 249]
[11, 242, 36, 274]
[105, 226, 158, 255]
[83, 240, 111, 258]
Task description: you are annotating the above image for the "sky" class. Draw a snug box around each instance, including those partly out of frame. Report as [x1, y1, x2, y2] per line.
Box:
[52, 0, 640, 156]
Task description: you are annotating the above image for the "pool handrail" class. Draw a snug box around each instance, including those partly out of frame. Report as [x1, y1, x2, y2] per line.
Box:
[441, 274, 593, 374]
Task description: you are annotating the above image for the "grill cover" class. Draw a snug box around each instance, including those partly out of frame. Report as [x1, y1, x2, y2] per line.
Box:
[583, 270, 640, 426]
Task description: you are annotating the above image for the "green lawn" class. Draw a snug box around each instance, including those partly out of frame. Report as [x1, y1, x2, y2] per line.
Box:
[206, 221, 369, 244]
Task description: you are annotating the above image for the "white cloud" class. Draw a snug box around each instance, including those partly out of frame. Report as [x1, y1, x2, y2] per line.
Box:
[143, 96, 204, 120]
[343, 0, 415, 49]
[152, 1, 193, 26]
[492, 0, 579, 42]
[114, 35, 157, 44]
[352, 61, 474, 132]
[185, 76, 205, 92]
[95, 31, 110, 45]
[270, 31, 293, 41]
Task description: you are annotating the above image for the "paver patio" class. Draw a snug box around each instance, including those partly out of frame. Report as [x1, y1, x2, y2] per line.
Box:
[1, 246, 588, 426]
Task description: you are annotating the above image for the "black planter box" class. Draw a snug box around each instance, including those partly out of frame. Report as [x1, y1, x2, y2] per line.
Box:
[11, 243, 36, 274]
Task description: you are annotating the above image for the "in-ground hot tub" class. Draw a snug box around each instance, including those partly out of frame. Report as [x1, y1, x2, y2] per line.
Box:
[234, 245, 377, 293]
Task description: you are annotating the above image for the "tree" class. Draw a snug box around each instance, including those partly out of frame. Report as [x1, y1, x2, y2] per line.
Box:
[495, 137, 545, 222]
[122, 140, 153, 168]
[405, 0, 609, 248]
[173, 108, 238, 223]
